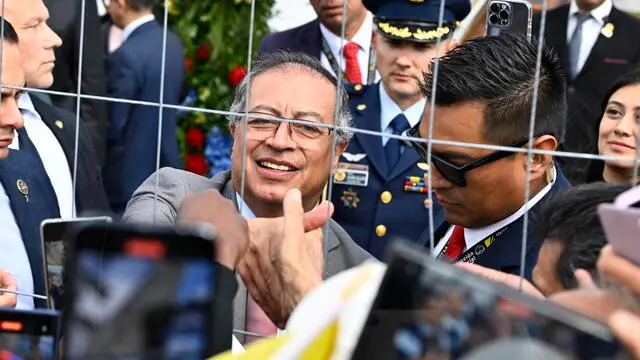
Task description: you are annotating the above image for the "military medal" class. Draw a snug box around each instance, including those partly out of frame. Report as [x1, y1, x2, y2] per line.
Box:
[601, 23, 614, 39]
[340, 189, 360, 209]
[417, 162, 429, 171]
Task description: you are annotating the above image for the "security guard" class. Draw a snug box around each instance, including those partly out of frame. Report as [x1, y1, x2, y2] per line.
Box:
[330, 0, 471, 259]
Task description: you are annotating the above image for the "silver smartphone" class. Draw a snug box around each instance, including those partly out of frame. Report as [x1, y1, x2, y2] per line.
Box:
[39, 216, 112, 310]
[486, 0, 533, 41]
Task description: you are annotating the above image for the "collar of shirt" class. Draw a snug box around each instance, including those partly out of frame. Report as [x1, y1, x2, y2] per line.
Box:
[10, 93, 41, 150]
[379, 83, 425, 132]
[122, 14, 155, 43]
[235, 192, 257, 220]
[319, 11, 373, 58]
[462, 166, 557, 250]
[569, 0, 612, 24]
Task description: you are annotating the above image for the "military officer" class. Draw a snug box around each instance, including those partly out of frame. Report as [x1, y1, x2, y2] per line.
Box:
[330, 0, 471, 259]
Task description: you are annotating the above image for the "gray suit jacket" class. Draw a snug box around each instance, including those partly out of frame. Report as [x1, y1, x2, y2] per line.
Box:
[123, 167, 372, 342]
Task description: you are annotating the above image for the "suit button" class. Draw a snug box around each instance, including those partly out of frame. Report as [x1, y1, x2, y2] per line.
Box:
[376, 225, 387, 237]
[380, 191, 392, 204]
[568, 86, 575, 94]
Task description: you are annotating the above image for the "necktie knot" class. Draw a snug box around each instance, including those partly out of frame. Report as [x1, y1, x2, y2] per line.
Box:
[390, 114, 410, 135]
[343, 42, 359, 59]
[574, 11, 592, 25]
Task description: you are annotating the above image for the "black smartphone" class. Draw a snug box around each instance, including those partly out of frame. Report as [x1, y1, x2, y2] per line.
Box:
[486, 0, 533, 41]
[351, 241, 629, 360]
[40, 217, 113, 310]
[63, 222, 224, 360]
[0, 308, 60, 360]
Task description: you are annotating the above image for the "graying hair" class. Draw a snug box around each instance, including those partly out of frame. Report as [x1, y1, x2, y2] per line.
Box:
[227, 51, 353, 145]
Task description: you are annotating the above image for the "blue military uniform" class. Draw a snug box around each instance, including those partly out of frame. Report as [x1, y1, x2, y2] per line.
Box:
[330, 0, 471, 259]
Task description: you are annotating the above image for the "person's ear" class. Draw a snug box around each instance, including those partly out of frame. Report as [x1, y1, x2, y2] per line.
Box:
[524, 135, 557, 182]
[333, 140, 348, 167]
[372, 31, 380, 52]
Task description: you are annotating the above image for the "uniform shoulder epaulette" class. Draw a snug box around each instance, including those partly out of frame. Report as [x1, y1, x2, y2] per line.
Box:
[344, 83, 369, 97]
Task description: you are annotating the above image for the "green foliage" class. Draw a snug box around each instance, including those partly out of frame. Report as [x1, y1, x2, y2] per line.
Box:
[166, 0, 275, 147]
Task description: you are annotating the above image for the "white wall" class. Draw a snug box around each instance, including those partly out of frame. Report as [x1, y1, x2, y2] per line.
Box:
[268, 0, 317, 32]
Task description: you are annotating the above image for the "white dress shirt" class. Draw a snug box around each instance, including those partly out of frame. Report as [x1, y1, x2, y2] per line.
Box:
[379, 84, 425, 147]
[122, 14, 156, 43]
[0, 183, 35, 309]
[566, 0, 613, 75]
[432, 167, 557, 257]
[12, 94, 75, 219]
[319, 12, 380, 84]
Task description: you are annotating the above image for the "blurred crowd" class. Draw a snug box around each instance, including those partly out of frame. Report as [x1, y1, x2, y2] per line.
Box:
[0, 0, 640, 358]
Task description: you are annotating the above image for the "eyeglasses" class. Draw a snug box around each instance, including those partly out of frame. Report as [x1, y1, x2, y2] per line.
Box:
[403, 125, 530, 187]
[243, 112, 333, 143]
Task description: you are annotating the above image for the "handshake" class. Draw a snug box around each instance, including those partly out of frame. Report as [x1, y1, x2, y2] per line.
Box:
[177, 188, 331, 328]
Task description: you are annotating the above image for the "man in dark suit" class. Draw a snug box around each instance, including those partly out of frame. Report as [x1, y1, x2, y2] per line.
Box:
[45, 0, 108, 167]
[409, 35, 571, 281]
[534, 0, 640, 184]
[0, 18, 60, 310]
[123, 52, 371, 343]
[331, 0, 470, 260]
[259, 0, 377, 85]
[102, 0, 184, 214]
[4, 0, 110, 218]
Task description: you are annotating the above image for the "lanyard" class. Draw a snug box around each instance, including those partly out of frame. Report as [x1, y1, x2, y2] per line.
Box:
[436, 225, 510, 265]
[321, 36, 377, 85]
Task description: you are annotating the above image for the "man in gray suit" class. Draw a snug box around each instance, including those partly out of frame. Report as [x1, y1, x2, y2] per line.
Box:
[123, 51, 371, 344]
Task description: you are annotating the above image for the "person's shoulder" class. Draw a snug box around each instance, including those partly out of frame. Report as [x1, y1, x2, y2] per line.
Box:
[611, 6, 640, 31]
[264, 20, 318, 42]
[327, 219, 373, 264]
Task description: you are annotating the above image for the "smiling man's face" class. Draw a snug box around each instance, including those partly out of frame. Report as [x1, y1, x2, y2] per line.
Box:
[230, 67, 346, 217]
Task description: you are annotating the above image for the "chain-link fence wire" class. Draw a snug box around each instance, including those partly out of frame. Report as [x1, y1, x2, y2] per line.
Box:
[0, 0, 639, 343]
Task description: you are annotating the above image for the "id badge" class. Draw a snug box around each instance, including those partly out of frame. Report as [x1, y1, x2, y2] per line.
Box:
[334, 162, 369, 187]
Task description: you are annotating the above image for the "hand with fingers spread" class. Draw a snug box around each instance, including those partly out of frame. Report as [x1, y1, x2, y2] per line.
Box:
[0, 268, 17, 308]
[177, 190, 250, 270]
[239, 188, 330, 328]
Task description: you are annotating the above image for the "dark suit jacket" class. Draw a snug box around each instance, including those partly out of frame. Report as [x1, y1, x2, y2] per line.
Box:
[534, 6, 640, 184]
[417, 166, 572, 281]
[0, 149, 61, 308]
[331, 83, 442, 259]
[258, 20, 323, 59]
[102, 20, 184, 213]
[122, 168, 372, 342]
[31, 96, 110, 215]
[45, 0, 108, 167]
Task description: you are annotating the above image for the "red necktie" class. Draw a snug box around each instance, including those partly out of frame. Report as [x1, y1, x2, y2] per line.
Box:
[445, 225, 466, 261]
[343, 42, 362, 84]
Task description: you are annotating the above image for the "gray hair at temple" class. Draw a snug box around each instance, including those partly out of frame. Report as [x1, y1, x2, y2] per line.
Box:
[227, 51, 353, 145]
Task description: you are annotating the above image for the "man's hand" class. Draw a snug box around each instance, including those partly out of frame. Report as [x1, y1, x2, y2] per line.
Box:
[598, 245, 640, 295]
[610, 310, 640, 359]
[455, 262, 544, 299]
[178, 190, 249, 270]
[239, 189, 330, 328]
[0, 269, 17, 308]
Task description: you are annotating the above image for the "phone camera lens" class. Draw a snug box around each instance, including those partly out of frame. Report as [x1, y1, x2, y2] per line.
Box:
[489, 3, 500, 13]
[499, 9, 509, 19]
[489, 14, 499, 24]
[500, 18, 509, 26]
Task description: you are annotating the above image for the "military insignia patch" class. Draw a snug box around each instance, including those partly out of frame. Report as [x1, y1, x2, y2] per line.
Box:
[340, 189, 360, 210]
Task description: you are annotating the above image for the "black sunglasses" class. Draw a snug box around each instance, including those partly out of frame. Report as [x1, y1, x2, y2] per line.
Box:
[403, 125, 530, 187]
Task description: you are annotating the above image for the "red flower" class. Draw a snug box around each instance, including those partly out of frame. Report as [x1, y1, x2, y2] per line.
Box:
[196, 43, 212, 61]
[184, 58, 194, 72]
[185, 153, 208, 176]
[185, 128, 206, 149]
[228, 65, 247, 86]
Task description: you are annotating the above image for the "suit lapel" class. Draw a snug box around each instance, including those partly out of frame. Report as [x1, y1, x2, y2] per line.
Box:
[547, 6, 571, 73]
[297, 20, 323, 59]
[388, 147, 421, 180]
[30, 96, 75, 174]
[577, 10, 618, 79]
[352, 84, 389, 179]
